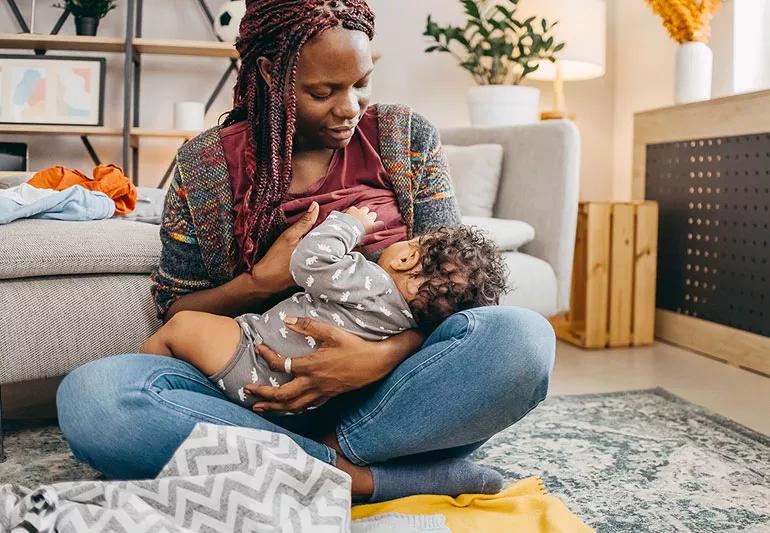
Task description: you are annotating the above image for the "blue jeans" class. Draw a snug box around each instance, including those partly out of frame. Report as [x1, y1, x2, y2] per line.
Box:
[57, 306, 555, 479]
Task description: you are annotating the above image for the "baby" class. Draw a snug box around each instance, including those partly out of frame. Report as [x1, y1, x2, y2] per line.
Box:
[141, 206, 507, 409]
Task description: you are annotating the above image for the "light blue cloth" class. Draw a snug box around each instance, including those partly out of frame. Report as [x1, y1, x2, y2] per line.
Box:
[352, 513, 451, 533]
[0, 185, 115, 225]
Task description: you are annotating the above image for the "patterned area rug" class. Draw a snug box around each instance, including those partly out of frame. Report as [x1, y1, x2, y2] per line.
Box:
[1, 389, 768, 532]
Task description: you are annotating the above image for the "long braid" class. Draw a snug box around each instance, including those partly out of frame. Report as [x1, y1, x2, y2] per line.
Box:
[224, 0, 375, 271]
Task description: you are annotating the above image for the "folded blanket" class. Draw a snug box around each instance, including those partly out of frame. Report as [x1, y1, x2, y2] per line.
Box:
[0, 423, 351, 532]
[28, 164, 137, 215]
[0, 184, 115, 225]
[352, 477, 594, 533]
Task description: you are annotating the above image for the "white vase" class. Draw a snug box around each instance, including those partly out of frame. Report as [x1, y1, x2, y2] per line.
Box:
[467, 85, 540, 126]
[675, 42, 713, 104]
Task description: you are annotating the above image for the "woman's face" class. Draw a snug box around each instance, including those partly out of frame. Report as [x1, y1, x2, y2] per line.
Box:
[264, 26, 374, 151]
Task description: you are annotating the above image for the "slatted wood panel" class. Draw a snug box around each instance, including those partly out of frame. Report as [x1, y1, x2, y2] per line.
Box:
[633, 202, 659, 344]
[551, 201, 659, 348]
[609, 204, 634, 346]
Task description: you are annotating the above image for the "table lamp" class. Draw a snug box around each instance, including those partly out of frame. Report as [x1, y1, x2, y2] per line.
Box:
[518, 0, 607, 120]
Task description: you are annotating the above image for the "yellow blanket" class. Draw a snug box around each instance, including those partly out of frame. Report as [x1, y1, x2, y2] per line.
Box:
[352, 477, 594, 533]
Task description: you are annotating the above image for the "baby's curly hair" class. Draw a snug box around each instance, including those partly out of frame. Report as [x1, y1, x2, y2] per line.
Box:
[410, 226, 508, 333]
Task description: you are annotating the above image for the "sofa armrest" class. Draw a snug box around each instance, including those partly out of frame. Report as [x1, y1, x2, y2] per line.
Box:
[440, 120, 580, 314]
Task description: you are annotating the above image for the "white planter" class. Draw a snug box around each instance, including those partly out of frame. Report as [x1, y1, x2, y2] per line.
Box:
[467, 85, 540, 126]
[675, 42, 713, 104]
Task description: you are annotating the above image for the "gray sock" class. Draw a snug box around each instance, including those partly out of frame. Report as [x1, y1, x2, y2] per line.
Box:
[368, 458, 503, 503]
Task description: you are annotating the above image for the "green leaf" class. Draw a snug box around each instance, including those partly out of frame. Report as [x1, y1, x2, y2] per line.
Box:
[496, 5, 514, 20]
[462, 0, 481, 21]
[554, 42, 566, 52]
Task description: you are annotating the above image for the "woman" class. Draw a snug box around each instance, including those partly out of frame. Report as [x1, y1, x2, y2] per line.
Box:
[56, 0, 555, 502]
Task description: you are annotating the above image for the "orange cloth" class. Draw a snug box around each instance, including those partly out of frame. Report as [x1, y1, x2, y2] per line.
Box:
[28, 164, 137, 216]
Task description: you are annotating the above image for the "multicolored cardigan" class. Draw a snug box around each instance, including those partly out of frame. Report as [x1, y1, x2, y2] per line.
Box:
[150, 103, 460, 320]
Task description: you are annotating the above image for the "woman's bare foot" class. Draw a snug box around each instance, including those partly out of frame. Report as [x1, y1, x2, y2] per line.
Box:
[321, 432, 373, 500]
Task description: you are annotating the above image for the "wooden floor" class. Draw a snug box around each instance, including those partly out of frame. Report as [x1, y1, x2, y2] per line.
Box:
[552, 340, 770, 436]
[3, 341, 769, 436]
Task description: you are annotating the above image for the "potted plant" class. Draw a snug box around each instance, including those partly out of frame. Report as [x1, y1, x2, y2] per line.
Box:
[54, 0, 118, 37]
[646, 0, 722, 104]
[424, 0, 564, 126]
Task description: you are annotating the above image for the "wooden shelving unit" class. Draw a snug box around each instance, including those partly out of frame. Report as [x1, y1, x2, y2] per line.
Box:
[0, 124, 123, 136]
[130, 128, 200, 139]
[133, 38, 239, 58]
[0, 34, 238, 58]
[0, 33, 125, 53]
[0, 0, 240, 186]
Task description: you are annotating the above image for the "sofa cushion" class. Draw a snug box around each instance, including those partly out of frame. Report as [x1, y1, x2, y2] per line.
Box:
[462, 216, 535, 252]
[0, 273, 161, 384]
[0, 218, 161, 280]
[500, 251, 558, 316]
[0, 172, 33, 189]
[444, 144, 503, 217]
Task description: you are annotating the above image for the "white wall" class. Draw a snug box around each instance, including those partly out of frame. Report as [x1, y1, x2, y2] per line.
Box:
[370, 0, 616, 202]
[610, 0, 735, 200]
[369, 0, 473, 127]
[734, 0, 770, 93]
[2, 0, 615, 198]
[0, 0, 745, 199]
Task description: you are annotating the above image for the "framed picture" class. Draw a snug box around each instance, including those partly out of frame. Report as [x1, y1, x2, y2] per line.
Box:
[0, 54, 105, 126]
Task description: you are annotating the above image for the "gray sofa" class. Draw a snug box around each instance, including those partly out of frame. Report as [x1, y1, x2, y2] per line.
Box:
[0, 119, 580, 457]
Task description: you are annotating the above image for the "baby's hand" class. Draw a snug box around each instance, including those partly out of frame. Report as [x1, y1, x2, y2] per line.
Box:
[345, 206, 378, 234]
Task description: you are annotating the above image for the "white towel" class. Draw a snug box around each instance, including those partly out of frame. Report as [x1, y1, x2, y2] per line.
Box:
[352, 513, 451, 533]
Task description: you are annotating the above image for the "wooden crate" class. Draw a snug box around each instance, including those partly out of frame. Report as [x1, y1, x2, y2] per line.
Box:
[550, 201, 659, 348]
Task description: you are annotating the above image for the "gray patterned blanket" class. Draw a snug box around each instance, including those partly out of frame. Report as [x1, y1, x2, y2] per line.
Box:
[0, 423, 352, 532]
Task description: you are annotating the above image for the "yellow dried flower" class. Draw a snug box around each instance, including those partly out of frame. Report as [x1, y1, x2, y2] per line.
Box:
[646, 0, 722, 44]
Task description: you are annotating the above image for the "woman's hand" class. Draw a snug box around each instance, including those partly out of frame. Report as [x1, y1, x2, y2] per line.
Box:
[243, 317, 423, 413]
[250, 202, 319, 294]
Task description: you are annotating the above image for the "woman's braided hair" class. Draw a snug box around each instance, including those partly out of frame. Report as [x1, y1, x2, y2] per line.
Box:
[224, 0, 375, 270]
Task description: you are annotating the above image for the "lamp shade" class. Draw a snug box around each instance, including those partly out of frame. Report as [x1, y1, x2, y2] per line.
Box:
[518, 0, 607, 81]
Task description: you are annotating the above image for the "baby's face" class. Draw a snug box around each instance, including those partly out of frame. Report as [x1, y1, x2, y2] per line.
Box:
[377, 238, 425, 302]
[377, 238, 419, 269]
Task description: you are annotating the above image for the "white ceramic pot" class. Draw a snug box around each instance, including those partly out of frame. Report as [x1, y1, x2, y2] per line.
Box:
[675, 41, 713, 104]
[467, 85, 540, 126]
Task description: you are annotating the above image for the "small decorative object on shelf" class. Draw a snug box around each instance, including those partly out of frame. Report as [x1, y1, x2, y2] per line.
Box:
[214, 0, 247, 43]
[645, 0, 722, 104]
[53, 0, 118, 37]
[550, 201, 659, 349]
[423, 0, 564, 126]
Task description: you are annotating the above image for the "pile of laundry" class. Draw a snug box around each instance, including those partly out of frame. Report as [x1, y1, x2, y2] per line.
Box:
[0, 165, 138, 225]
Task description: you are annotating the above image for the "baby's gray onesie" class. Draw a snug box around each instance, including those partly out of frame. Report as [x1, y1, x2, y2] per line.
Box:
[209, 211, 418, 408]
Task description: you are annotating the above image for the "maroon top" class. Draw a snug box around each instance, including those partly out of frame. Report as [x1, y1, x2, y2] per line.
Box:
[220, 105, 407, 257]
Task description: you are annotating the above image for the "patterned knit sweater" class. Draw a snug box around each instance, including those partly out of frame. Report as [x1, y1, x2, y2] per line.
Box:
[150, 103, 461, 320]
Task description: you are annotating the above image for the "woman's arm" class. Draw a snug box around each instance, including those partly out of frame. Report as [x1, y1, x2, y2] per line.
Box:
[164, 272, 272, 322]
[152, 171, 320, 322]
[410, 111, 462, 234]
